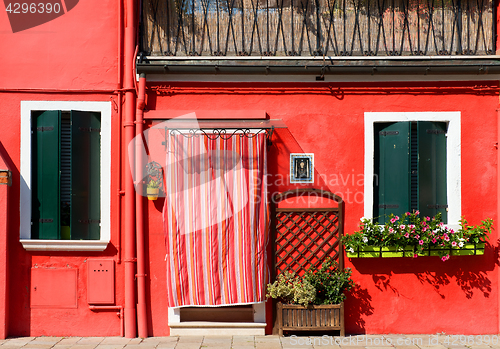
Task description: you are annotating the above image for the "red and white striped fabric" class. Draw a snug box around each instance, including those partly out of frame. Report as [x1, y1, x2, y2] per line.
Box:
[163, 132, 268, 307]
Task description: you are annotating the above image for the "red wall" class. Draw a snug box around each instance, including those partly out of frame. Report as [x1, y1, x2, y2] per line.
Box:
[144, 81, 499, 335]
[0, 0, 498, 336]
[0, 0, 119, 90]
[0, 0, 123, 337]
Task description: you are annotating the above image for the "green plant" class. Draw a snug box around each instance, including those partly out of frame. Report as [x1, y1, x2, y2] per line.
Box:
[266, 259, 355, 306]
[304, 258, 355, 305]
[266, 271, 316, 306]
[147, 179, 161, 189]
[343, 211, 493, 261]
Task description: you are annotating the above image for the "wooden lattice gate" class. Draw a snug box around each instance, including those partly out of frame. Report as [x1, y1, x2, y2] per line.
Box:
[271, 188, 345, 335]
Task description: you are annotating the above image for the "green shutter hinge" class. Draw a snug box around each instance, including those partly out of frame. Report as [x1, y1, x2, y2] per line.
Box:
[378, 204, 399, 208]
[378, 131, 399, 136]
[78, 127, 101, 132]
[36, 126, 54, 132]
[427, 204, 448, 209]
[426, 129, 446, 134]
[39, 218, 53, 223]
[78, 219, 101, 224]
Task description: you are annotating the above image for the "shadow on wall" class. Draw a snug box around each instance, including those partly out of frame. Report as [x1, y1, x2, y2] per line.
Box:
[344, 285, 374, 334]
[349, 241, 499, 301]
[343, 242, 499, 334]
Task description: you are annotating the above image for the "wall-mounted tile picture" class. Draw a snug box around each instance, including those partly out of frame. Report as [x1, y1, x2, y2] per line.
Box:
[290, 153, 314, 183]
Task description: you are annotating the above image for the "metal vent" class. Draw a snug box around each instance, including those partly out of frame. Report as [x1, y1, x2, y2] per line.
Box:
[60, 112, 71, 224]
[410, 121, 418, 212]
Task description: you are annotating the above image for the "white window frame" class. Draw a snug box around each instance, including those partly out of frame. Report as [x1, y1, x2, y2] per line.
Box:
[20, 101, 111, 251]
[364, 112, 461, 230]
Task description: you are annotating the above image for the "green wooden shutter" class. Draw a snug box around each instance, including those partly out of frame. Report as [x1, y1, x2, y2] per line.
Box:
[374, 122, 411, 224]
[32, 111, 61, 239]
[70, 111, 101, 240]
[418, 121, 448, 222]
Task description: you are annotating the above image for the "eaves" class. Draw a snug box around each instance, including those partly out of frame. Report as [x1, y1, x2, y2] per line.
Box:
[137, 55, 500, 79]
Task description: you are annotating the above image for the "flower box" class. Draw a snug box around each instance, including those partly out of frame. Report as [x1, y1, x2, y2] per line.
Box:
[343, 212, 492, 262]
[347, 243, 485, 258]
[346, 246, 414, 258]
[276, 302, 344, 336]
[417, 243, 485, 257]
[381, 246, 415, 257]
[452, 243, 485, 255]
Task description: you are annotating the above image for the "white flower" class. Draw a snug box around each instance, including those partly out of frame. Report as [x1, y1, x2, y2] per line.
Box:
[458, 242, 464, 248]
[363, 237, 368, 243]
[348, 247, 354, 253]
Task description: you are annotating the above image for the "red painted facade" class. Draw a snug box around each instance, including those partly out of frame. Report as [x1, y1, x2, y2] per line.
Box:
[0, 0, 499, 338]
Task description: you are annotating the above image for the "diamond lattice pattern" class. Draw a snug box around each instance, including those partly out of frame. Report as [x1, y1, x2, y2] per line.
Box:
[275, 210, 340, 276]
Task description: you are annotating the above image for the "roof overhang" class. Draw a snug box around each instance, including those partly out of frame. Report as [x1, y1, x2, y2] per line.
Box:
[137, 55, 500, 78]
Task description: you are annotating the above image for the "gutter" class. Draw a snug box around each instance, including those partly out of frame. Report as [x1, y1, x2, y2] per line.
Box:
[123, 0, 137, 338]
[137, 57, 500, 76]
[135, 73, 148, 338]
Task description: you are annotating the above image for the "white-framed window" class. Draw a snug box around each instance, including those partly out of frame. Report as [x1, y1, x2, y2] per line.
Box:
[364, 112, 461, 229]
[20, 101, 111, 251]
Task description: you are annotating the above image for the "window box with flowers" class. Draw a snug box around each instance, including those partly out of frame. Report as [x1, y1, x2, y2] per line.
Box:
[343, 212, 493, 261]
[266, 259, 355, 336]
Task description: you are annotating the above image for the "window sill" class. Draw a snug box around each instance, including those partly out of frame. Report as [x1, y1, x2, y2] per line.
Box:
[20, 239, 109, 251]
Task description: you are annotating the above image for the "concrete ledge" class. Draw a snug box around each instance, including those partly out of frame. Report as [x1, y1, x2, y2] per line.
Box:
[20, 239, 109, 251]
[169, 322, 266, 336]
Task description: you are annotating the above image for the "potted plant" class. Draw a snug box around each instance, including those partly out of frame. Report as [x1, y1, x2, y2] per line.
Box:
[267, 258, 355, 336]
[145, 161, 163, 201]
[343, 212, 493, 261]
[146, 179, 161, 200]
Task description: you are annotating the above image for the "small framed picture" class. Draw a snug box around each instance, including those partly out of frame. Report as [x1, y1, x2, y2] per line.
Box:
[290, 154, 314, 183]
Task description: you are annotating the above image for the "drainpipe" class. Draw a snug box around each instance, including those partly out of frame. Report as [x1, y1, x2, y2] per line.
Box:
[123, 0, 137, 338]
[0, 166, 11, 339]
[135, 73, 148, 337]
[497, 105, 500, 333]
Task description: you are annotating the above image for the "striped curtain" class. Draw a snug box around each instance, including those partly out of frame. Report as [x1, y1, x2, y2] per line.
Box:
[163, 132, 268, 307]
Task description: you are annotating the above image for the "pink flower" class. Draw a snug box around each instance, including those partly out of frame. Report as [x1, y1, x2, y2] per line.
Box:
[389, 228, 394, 234]
[432, 238, 437, 243]
[426, 216, 431, 221]
[406, 212, 411, 216]
[419, 240, 424, 245]
[415, 234, 420, 239]
[444, 235, 450, 242]
[439, 222, 444, 227]
[400, 225, 405, 229]
[441, 255, 447, 262]
[451, 241, 457, 247]
[404, 233, 410, 238]
[422, 227, 427, 232]
[390, 218, 397, 223]
[415, 210, 420, 215]
[413, 254, 418, 258]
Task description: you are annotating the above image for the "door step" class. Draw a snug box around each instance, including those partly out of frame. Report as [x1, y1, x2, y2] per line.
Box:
[169, 322, 266, 336]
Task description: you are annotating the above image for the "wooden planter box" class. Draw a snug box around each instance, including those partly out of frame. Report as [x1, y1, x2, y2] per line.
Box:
[276, 302, 344, 336]
[346, 243, 485, 258]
